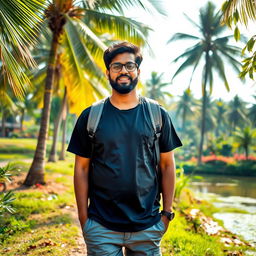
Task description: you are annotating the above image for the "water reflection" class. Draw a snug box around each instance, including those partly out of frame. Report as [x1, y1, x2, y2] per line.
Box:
[188, 174, 256, 244]
[190, 175, 256, 198]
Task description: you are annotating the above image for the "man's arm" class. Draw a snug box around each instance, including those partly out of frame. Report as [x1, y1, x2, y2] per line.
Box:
[74, 155, 90, 228]
[159, 151, 176, 228]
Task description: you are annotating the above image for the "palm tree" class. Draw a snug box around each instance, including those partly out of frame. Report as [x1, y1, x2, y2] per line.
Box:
[175, 88, 196, 132]
[248, 96, 256, 127]
[168, 2, 241, 164]
[233, 126, 256, 159]
[227, 95, 248, 132]
[24, 0, 165, 186]
[214, 99, 227, 137]
[0, 0, 45, 98]
[145, 71, 172, 104]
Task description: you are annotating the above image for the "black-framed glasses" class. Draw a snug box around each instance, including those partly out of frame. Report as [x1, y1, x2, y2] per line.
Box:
[109, 62, 138, 73]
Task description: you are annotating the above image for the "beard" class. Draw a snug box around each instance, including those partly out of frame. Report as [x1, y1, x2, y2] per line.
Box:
[109, 74, 138, 94]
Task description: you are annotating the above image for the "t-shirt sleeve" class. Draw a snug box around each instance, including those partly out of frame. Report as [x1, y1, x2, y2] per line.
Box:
[159, 107, 182, 152]
[66, 107, 92, 158]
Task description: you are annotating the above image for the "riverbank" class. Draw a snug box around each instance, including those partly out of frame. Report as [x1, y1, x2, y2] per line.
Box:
[182, 160, 256, 177]
[189, 174, 256, 253]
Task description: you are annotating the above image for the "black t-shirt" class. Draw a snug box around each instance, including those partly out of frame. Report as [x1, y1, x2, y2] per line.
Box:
[67, 98, 182, 232]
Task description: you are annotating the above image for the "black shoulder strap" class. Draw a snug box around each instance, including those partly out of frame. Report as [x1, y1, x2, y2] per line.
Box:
[143, 97, 162, 165]
[87, 98, 107, 139]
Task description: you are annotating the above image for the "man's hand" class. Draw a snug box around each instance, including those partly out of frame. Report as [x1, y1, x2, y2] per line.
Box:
[161, 215, 170, 233]
[79, 215, 87, 229]
[74, 155, 90, 231]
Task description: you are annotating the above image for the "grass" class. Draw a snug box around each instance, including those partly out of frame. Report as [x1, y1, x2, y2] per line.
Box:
[0, 138, 67, 161]
[0, 138, 255, 255]
[0, 145, 78, 256]
[162, 213, 223, 256]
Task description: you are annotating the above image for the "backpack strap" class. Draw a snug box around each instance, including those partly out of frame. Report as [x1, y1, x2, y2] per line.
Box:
[87, 98, 108, 140]
[143, 97, 162, 165]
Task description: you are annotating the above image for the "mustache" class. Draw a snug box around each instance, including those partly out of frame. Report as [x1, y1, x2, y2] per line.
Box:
[116, 74, 132, 80]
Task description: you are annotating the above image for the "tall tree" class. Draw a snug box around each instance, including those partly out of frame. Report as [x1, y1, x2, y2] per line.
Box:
[145, 71, 172, 105]
[214, 99, 227, 137]
[169, 2, 241, 164]
[24, 0, 165, 185]
[248, 96, 256, 127]
[175, 88, 196, 132]
[227, 95, 248, 132]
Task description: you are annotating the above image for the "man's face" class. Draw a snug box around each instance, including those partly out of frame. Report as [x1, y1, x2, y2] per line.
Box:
[106, 52, 140, 94]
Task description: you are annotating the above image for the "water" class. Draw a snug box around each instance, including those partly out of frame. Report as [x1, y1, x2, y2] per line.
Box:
[189, 175, 256, 244]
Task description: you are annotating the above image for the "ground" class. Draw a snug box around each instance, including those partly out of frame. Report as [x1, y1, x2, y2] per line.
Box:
[0, 137, 255, 255]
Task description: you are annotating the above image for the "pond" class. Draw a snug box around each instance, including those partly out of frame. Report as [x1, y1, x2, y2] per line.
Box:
[189, 174, 256, 245]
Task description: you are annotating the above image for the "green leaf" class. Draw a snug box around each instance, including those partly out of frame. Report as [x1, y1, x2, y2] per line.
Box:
[249, 67, 254, 79]
[234, 26, 241, 41]
[234, 9, 239, 24]
[241, 45, 247, 56]
[247, 37, 256, 52]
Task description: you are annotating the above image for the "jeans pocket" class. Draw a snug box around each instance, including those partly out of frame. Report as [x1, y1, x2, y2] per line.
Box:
[83, 218, 90, 233]
[158, 219, 166, 235]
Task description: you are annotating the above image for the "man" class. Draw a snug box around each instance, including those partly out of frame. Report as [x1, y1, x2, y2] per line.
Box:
[67, 41, 182, 255]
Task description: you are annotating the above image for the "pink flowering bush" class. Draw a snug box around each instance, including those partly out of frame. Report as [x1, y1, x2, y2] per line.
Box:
[189, 154, 256, 164]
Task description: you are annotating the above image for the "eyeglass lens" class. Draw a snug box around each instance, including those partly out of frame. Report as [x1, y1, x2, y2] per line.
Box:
[110, 62, 137, 72]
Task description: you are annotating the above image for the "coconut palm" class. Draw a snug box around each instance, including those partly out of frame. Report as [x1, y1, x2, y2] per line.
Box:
[175, 88, 196, 132]
[227, 95, 248, 132]
[214, 99, 228, 137]
[145, 72, 172, 104]
[233, 126, 256, 159]
[24, 0, 165, 185]
[248, 96, 256, 127]
[168, 2, 241, 164]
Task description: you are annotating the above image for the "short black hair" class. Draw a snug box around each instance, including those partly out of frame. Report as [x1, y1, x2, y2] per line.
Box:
[103, 41, 143, 70]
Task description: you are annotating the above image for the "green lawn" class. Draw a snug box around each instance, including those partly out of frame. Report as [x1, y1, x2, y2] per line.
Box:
[0, 138, 66, 161]
[0, 138, 254, 255]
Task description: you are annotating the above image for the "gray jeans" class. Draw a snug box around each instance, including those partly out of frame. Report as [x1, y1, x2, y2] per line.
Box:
[83, 218, 165, 256]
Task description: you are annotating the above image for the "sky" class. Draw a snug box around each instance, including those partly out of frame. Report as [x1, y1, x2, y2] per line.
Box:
[126, 0, 256, 104]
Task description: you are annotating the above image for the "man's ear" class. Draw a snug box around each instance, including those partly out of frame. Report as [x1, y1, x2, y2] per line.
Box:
[137, 68, 140, 76]
[105, 70, 109, 80]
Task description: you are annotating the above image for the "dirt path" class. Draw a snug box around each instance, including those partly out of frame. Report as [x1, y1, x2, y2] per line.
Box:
[0, 162, 88, 256]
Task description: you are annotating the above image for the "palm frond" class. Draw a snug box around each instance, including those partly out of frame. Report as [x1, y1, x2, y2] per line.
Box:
[64, 18, 105, 82]
[168, 33, 200, 43]
[171, 44, 204, 81]
[90, 0, 166, 16]
[0, 0, 46, 98]
[82, 9, 151, 47]
[212, 52, 229, 91]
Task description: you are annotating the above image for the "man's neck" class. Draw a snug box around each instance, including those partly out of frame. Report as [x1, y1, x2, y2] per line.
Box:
[110, 90, 140, 110]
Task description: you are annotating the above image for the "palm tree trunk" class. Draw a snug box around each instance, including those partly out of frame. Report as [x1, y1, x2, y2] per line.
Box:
[1, 111, 6, 137]
[182, 108, 186, 132]
[48, 88, 67, 162]
[59, 97, 68, 160]
[24, 33, 59, 186]
[20, 110, 24, 133]
[198, 52, 209, 165]
[245, 146, 249, 160]
[198, 88, 207, 165]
